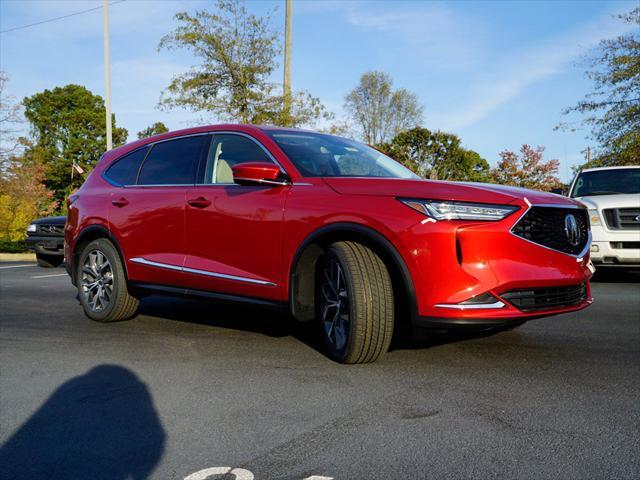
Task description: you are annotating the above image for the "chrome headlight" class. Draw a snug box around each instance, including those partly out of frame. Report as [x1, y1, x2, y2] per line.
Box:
[399, 199, 519, 221]
[27, 224, 37, 233]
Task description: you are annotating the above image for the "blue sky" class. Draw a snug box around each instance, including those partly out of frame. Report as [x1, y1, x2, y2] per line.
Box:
[1, 0, 636, 181]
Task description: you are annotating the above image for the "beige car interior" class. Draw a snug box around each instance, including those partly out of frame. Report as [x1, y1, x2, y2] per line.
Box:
[204, 140, 234, 184]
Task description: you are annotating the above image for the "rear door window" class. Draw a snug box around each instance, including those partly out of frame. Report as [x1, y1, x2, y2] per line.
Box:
[104, 147, 148, 186]
[138, 135, 209, 185]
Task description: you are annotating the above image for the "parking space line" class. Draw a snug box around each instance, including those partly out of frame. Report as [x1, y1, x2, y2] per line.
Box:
[31, 273, 68, 279]
[0, 264, 35, 269]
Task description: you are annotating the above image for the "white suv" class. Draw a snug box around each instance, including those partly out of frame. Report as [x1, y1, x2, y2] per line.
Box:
[569, 166, 640, 268]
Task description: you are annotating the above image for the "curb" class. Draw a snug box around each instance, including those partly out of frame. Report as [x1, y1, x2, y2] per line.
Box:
[0, 252, 37, 262]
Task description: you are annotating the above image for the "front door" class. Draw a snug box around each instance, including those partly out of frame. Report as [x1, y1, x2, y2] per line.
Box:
[183, 133, 289, 301]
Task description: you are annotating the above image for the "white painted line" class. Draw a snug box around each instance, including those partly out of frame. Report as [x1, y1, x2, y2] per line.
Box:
[0, 264, 35, 269]
[31, 273, 68, 279]
[184, 467, 254, 480]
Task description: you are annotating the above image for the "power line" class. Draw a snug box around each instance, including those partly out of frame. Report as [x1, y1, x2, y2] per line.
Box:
[0, 0, 125, 35]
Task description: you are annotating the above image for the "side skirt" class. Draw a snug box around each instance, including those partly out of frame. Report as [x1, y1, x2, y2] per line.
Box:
[129, 282, 287, 312]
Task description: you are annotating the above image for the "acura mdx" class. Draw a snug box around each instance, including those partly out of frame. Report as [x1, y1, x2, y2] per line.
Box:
[65, 125, 594, 363]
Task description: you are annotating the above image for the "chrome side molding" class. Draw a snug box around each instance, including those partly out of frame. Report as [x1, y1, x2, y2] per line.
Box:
[130, 257, 277, 287]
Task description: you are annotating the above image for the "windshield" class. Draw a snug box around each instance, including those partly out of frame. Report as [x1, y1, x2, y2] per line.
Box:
[267, 130, 419, 179]
[571, 168, 640, 197]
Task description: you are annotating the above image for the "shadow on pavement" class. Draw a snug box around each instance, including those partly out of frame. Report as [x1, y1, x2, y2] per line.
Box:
[138, 295, 504, 357]
[590, 267, 640, 283]
[0, 365, 165, 479]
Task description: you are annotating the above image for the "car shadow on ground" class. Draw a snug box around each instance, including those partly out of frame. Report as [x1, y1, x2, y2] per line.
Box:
[0, 365, 165, 479]
[137, 295, 508, 359]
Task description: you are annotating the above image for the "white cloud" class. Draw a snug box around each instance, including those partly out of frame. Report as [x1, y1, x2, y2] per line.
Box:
[302, 1, 635, 132]
[432, 11, 637, 131]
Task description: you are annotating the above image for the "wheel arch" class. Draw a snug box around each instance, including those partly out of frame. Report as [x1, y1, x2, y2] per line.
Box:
[288, 223, 418, 325]
[72, 225, 128, 285]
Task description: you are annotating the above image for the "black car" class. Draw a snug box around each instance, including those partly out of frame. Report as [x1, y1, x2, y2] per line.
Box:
[26, 216, 66, 268]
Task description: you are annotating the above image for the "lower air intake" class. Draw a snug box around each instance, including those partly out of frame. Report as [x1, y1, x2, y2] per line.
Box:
[500, 283, 587, 312]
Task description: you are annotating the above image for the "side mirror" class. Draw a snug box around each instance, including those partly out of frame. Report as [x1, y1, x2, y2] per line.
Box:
[551, 187, 568, 196]
[232, 162, 289, 186]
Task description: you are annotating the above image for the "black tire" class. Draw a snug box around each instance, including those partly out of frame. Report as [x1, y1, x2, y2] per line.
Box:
[316, 241, 394, 364]
[36, 253, 63, 268]
[76, 238, 139, 322]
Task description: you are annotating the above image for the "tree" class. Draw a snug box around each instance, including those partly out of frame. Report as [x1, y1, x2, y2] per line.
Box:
[344, 71, 423, 145]
[0, 72, 23, 168]
[0, 151, 57, 243]
[22, 84, 127, 204]
[489, 145, 562, 191]
[137, 122, 169, 139]
[377, 127, 489, 181]
[158, 0, 331, 127]
[560, 8, 639, 167]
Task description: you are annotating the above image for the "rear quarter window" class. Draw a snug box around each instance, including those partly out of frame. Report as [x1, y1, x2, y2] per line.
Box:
[104, 147, 149, 186]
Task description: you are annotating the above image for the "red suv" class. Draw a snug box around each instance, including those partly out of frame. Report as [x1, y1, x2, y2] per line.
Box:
[65, 125, 593, 363]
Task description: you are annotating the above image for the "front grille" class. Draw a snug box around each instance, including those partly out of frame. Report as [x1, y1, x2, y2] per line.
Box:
[610, 242, 640, 249]
[512, 206, 589, 255]
[501, 283, 587, 312]
[37, 224, 64, 236]
[603, 208, 640, 230]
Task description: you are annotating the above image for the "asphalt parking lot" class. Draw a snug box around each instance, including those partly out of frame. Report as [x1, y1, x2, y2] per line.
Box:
[1, 262, 639, 480]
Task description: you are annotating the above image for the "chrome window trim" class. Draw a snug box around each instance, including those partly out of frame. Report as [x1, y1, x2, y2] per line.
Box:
[232, 177, 291, 186]
[509, 200, 592, 259]
[123, 184, 193, 188]
[130, 257, 277, 287]
[103, 131, 290, 188]
[435, 301, 506, 310]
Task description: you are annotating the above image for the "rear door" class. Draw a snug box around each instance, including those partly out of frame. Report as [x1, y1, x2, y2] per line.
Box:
[182, 132, 289, 300]
[107, 134, 209, 287]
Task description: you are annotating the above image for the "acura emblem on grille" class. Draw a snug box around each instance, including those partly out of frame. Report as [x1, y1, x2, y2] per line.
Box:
[635, 215, 640, 222]
[564, 214, 580, 246]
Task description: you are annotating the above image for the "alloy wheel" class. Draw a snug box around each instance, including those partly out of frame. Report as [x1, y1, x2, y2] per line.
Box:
[319, 257, 350, 351]
[81, 250, 113, 312]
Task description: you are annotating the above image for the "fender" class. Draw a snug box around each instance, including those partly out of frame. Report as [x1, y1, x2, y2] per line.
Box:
[288, 222, 418, 324]
[71, 224, 128, 284]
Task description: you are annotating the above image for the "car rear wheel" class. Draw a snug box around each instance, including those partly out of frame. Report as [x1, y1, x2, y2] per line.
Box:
[316, 241, 394, 364]
[36, 253, 63, 268]
[77, 238, 139, 322]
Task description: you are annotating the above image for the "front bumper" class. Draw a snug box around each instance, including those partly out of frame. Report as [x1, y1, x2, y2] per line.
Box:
[590, 225, 640, 266]
[25, 236, 64, 256]
[396, 203, 594, 329]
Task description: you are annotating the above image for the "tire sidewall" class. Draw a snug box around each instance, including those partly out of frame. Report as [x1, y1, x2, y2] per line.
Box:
[77, 239, 122, 322]
[316, 247, 357, 362]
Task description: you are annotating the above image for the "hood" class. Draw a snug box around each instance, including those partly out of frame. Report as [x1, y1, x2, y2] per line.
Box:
[575, 193, 640, 210]
[31, 216, 67, 225]
[322, 178, 579, 206]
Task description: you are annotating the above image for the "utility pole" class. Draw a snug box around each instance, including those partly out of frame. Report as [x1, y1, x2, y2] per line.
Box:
[103, 0, 113, 151]
[586, 146, 591, 163]
[283, 0, 292, 122]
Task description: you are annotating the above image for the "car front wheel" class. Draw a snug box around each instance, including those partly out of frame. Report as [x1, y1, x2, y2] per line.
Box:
[316, 241, 394, 364]
[77, 238, 139, 322]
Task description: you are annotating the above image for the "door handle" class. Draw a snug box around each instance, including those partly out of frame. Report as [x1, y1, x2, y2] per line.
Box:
[187, 197, 211, 209]
[111, 197, 128, 208]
